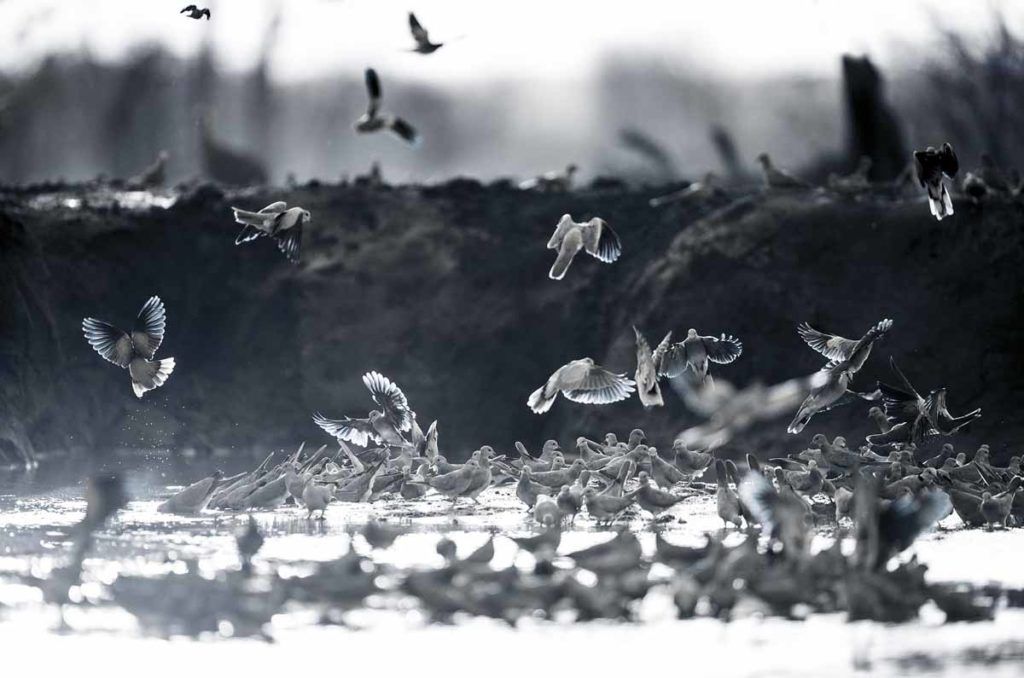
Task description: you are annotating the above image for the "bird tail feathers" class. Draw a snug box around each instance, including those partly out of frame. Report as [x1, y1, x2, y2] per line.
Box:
[131, 358, 175, 398]
[528, 386, 557, 414]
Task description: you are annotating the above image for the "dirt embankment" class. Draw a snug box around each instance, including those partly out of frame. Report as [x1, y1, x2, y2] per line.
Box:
[1, 180, 1021, 463]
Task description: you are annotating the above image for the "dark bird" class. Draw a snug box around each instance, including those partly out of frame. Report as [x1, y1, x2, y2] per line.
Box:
[354, 68, 418, 144]
[914, 142, 959, 221]
[83, 296, 176, 398]
[180, 5, 211, 20]
[527, 358, 635, 414]
[231, 201, 310, 263]
[408, 12, 443, 54]
[545, 214, 622, 280]
[314, 371, 415, 447]
[653, 329, 743, 385]
[633, 327, 664, 408]
[236, 516, 264, 574]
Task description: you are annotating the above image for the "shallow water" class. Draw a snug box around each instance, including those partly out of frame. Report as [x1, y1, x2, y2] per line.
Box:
[1, 453, 1023, 677]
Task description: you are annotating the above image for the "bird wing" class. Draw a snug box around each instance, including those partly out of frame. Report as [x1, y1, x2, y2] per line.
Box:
[546, 214, 576, 250]
[702, 334, 743, 364]
[408, 12, 430, 43]
[633, 326, 653, 365]
[82, 318, 132, 368]
[276, 222, 302, 263]
[363, 371, 414, 432]
[312, 413, 379, 447]
[364, 69, 381, 115]
[181, 5, 196, 13]
[913, 150, 930, 188]
[259, 201, 288, 214]
[388, 117, 419, 144]
[797, 323, 858, 361]
[581, 218, 622, 263]
[563, 366, 636, 405]
[130, 296, 167, 359]
[656, 341, 689, 377]
[940, 143, 959, 178]
[651, 331, 672, 373]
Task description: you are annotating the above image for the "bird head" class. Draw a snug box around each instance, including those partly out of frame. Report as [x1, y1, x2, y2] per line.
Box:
[638, 471, 650, 485]
[686, 328, 698, 338]
[810, 433, 828, 449]
[756, 152, 771, 167]
[543, 440, 559, 455]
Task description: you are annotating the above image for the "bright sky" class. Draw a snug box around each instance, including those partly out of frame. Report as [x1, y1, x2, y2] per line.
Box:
[0, 0, 1019, 83]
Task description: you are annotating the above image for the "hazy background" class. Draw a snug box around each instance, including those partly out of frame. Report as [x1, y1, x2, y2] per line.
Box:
[0, 0, 1021, 185]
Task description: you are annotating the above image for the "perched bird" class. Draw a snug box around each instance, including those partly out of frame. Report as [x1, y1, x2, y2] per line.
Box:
[231, 201, 310, 263]
[534, 494, 563, 527]
[314, 371, 415, 447]
[529, 459, 584, 489]
[408, 12, 443, 54]
[545, 214, 622, 280]
[180, 5, 210, 20]
[636, 472, 688, 520]
[714, 459, 743, 528]
[527, 358, 635, 414]
[127, 150, 168, 189]
[583, 487, 638, 524]
[654, 329, 743, 385]
[633, 326, 664, 408]
[516, 466, 550, 509]
[672, 440, 713, 477]
[158, 471, 223, 514]
[83, 296, 176, 398]
[302, 481, 333, 519]
[557, 485, 583, 523]
[566, 529, 642, 575]
[649, 172, 723, 207]
[757, 152, 810, 189]
[354, 68, 418, 145]
[788, 319, 892, 434]
[414, 460, 478, 506]
[740, 472, 811, 559]
[462, 448, 494, 502]
[519, 164, 577, 192]
[914, 142, 959, 221]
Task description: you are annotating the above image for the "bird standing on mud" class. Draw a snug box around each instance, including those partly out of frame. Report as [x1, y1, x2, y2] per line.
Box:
[180, 5, 210, 20]
[408, 13, 443, 54]
[231, 201, 310, 263]
[354, 68, 419, 145]
[914, 142, 959, 221]
[314, 371, 415, 447]
[545, 214, 622, 280]
[527, 358, 635, 414]
[83, 296, 176, 398]
[787, 318, 892, 433]
[653, 329, 743, 385]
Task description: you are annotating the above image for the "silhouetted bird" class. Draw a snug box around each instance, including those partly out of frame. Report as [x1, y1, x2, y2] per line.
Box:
[231, 201, 310, 263]
[408, 12, 443, 54]
[354, 68, 418, 144]
[914, 142, 958, 221]
[83, 296, 175, 398]
[545, 214, 622, 280]
[653, 329, 742, 385]
[314, 371, 415, 446]
[236, 516, 264, 574]
[181, 5, 211, 20]
[527, 358, 635, 414]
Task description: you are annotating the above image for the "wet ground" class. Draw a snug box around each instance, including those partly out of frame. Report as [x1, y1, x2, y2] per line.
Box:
[2, 452, 1024, 677]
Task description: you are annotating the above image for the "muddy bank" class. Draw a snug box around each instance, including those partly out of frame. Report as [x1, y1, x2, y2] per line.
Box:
[0, 181, 1021, 461]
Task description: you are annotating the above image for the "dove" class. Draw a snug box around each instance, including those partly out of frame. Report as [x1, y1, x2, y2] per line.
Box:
[361, 520, 405, 549]
[235, 516, 264, 574]
[557, 485, 582, 523]
[334, 461, 386, 503]
[715, 459, 743, 528]
[314, 371, 415, 447]
[128, 150, 168, 189]
[529, 459, 584, 489]
[231, 201, 310, 263]
[534, 494, 563, 527]
[597, 460, 635, 498]
[739, 471, 811, 559]
[180, 5, 210, 20]
[462, 448, 494, 502]
[302, 481, 334, 519]
[510, 526, 561, 555]
[797, 318, 892, 371]
[464, 534, 496, 565]
[654, 329, 742, 385]
[582, 486, 638, 524]
[980, 485, 1020, 529]
[516, 466, 550, 509]
[914, 142, 959, 220]
[414, 459, 478, 505]
[649, 172, 723, 207]
[354, 68, 418, 145]
[672, 440, 713, 477]
[527, 358, 635, 414]
[242, 474, 290, 510]
[519, 164, 577, 192]
[757, 152, 810, 189]
[408, 12, 443, 54]
[636, 472, 688, 519]
[633, 326, 664, 408]
[566, 529, 642, 575]
[545, 214, 622, 280]
[872, 357, 980, 446]
[158, 471, 223, 514]
[82, 296, 176, 398]
[649, 448, 688, 487]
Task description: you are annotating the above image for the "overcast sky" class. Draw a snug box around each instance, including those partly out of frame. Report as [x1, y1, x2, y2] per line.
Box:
[0, 0, 1019, 83]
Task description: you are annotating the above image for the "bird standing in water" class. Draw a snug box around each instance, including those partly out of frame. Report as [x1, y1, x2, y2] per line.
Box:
[83, 296, 176, 398]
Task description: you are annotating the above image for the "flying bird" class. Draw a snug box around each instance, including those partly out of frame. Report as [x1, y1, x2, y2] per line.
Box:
[914, 142, 959, 221]
[354, 68, 419, 145]
[545, 214, 622, 280]
[527, 358, 635, 414]
[797, 318, 892, 371]
[653, 329, 742, 385]
[231, 201, 310, 263]
[408, 12, 443, 54]
[314, 371, 415, 447]
[82, 296, 176, 398]
[633, 326, 664, 408]
[180, 5, 210, 20]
